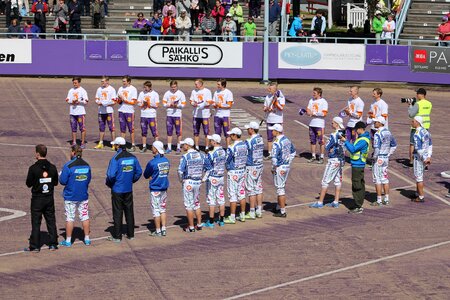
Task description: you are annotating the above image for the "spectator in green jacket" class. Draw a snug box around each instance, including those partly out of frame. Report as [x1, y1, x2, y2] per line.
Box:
[372, 10, 385, 44]
[229, 1, 243, 40]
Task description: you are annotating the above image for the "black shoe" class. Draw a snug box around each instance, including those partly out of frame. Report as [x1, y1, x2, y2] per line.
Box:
[348, 207, 363, 214]
[183, 226, 195, 232]
[273, 212, 287, 218]
[424, 166, 429, 171]
[403, 163, 413, 168]
[24, 247, 40, 253]
[411, 197, 425, 203]
[49, 245, 58, 251]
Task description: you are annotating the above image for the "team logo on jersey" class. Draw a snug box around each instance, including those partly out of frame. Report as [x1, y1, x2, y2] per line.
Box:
[280, 170, 286, 176]
[377, 159, 383, 165]
[253, 170, 257, 176]
[186, 185, 192, 191]
[75, 175, 88, 181]
[42, 171, 48, 178]
[122, 166, 134, 172]
[211, 179, 217, 185]
[232, 175, 238, 181]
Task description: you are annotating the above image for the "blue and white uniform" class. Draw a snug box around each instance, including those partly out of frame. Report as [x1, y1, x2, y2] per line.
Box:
[413, 127, 432, 183]
[203, 146, 227, 206]
[178, 149, 205, 210]
[245, 133, 264, 196]
[59, 156, 92, 222]
[271, 135, 296, 196]
[226, 140, 248, 202]
[144, 154, 170, 217]
[372, 127, 397, 184]
[321, 131, 345, 188]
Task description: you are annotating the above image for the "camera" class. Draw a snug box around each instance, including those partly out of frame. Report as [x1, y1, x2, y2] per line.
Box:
[401, 97, 416, 105]
[337, 130, 345, 138]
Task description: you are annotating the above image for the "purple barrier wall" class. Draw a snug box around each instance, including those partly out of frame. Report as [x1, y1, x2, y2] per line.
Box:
[0, 40, 448, 84]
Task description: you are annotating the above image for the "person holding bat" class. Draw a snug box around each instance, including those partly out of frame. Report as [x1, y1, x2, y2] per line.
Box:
[117, 75, 138, 152]
[66, 77, 89, 148]
[163, 80, 186, 154]
[263, 82, 285, 158]
[137, 81, 160, 153]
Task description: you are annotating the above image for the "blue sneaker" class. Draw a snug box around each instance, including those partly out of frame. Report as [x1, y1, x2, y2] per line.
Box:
[309, 202, 324, 208]
[165, 149, 172, 154]
[325, 202, 340, 208]
[84, 239, 91, 246]
[59, 240, 72, 247]
[216, 219, 225, 227]
[204, 221, 215, 228]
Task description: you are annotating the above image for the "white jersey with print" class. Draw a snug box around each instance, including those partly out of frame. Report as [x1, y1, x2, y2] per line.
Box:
[137, 90, 159, 118]
[264, 90, 285, 124]
[117, 85, 138, 114]
[213, 88, 234, 118]
[381, 20, 396, 39]
[163, 90, 186, 117]
[346, 97, 364, 128]
[307, 97, 328, 128]
[95, 85, 116, 114]
[367, 99, 389, 129]
[190, 88, 212, 118]
[66, 87, 89, 116]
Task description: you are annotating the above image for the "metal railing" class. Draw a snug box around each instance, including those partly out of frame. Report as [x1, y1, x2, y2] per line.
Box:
[395, 0, 413, 43]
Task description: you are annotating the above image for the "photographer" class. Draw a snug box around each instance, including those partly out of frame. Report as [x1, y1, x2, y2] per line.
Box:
[405, 88, 432, 168]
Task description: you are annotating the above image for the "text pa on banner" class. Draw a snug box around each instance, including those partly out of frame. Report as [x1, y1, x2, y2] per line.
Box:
[410, 46, 450, 74]
[0, 39, 32, 64]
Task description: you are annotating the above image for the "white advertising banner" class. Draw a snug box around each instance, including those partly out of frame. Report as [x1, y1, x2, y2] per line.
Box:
[0, 39, 32, 64]
[278, 43, 365, 71]
[129, 41, 243, 68]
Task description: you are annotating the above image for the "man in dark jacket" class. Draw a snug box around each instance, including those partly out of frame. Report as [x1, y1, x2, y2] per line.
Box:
[106, 137, 142, 242]
[68, 0, 82, 39]
[25, 144, 59, 252]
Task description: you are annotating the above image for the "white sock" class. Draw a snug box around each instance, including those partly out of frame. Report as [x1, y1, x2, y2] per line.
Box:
[256, 206, 262, 213]
[320, 154, 324, 159]
[177, 143, 181, 149]
[167, 143, 171, 149]
[312, 154, 316, 159]
[84, 235, 90, 241]
[250, 208, 255, 213]
[280, 208, 286, 214]
[230, 214, 235, 220]
[419, 195, 424, 199]
[161, 226, 166, 231]
[98, 141, 103, 144]
[66, 237, 71, 243]
[189, 226, 195, 230]
[156, 228, 161, 233]
[384, 195, 389, 202]
[377, 196, 382, 203]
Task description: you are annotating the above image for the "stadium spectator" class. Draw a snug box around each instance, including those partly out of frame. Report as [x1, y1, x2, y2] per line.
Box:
[81, 0, 90, 16]
[222, 13, 236, 41]
[18, 0, 30, 17]
[381, 14, 395, 44]
[347, 23, 356, 36]
[22, 20, 41, 38]
[288, 13, 303, 39]
[5, 0, 20, 27]
[177, 0, 191, 18]
[310, 10, 326, 37]
[149, 12, 163, 40]
[222, 0, 232, 11]
[154, 0, 164, 14]
[53, 0, 68, 38]
[25, 144, 59, 252]
[208, 0, 216, 10]
[201, 10, 216, 41]
[162, 9, 176, 40]
[31, 0, 48, 39]
[268, 0, 280, 41]
[437, 15, 450, 46]
[103, 0, 108, 16]
[133, 12, 150, 38]
[372, 11, 385, 44]
[243, 16, 256, 41]
[68, 0, 82, 39]
[190, 0, 200, 30]
[229, 1, 243, 40]
[162, 0, 176, 17]
[91, 0, 105, 29]
[211, 0, 225, 35]
[176, 9, 191, 41]
[7, 18, 21, 38]
[249, 0, 261, 19]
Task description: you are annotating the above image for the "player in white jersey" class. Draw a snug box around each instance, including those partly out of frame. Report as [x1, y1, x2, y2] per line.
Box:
[117, 75, 138, 152]
[371, 117, 397, 206]
[244, 121, 265, 219]
[213, 78, 234, 147]
[306, 87, 328, 164]
[137, 81, 160, 153]
[343, 86, 364, 143]
[163, 80, 186, 154]
[66, 77, 89, 148]
[366, 88, 389, 139]
[94, 76, 116, 150]
[190, 79, 213, 150]
[310, 117, 345, 209]
[269, 124, 296, 217]
[263, 82, 285, 156]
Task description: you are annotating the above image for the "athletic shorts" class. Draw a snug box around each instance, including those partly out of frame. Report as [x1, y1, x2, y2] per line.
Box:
[245, 165, 263, 196]
[140, 117, 158, 138]
[98, 113, 115, 133]
[273, 164, 291, 196]
[309, 126, 325, 145]
[214, 116, 231, 137]
[193, 117, 209, 136]
[321, 158, 343, 188]
[206, 176, 225, 206]
[70, 115, 86, 133]
[166, 116, 182, 136]
[372, 156, 389, 184]
[150, 190, 167, 217]
[64, 200, 89, 222]
[227, 169, 246, 202]
[119, 112, 134, 134]
[183, 179, 201, 211]
[266, 123, 277, 142]
[413, 154, 424, 183]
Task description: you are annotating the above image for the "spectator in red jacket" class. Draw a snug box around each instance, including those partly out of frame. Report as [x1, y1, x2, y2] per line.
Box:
[31, 0, 48, 39]
[211, 0, 225, 35]
[437, 15, 450, 46]
[162, 9, 176, 40]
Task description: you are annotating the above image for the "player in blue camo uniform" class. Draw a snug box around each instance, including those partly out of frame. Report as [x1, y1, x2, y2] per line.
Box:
[224, 127, 249, 224]
[371, 117, 397, 206]
[144, 141, 170, 237]
[269, 124, 296, 217]
[59, 145, 92, 247]
[178, 137, 205, 232]
[411, 116, 432, 203]
[106, 137, 142, 242]
[244, 121, 265, 219]
[310, 117, 346, 209]
[203, 134, 227, 228]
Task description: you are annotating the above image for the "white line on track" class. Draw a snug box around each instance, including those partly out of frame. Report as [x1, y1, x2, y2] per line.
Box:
[224, 240, 450, 300]
[0, 208, 26, 222]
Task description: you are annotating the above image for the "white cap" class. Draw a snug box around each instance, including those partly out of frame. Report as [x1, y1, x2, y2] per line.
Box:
[375, 10, 382, 15]
[244, 121, 260, 130]
[227, 128, 242, 136]
[332, 117, 345, 129]
[207, 134, 221, 143]
[111, 137, 126, 145]
[180, 138, 195, 146]
[414, 116, 424, 127]
[372, 116, 386, 125]
[226, 13, 232, 17]
[152, 141, 165, 154]
[268, 124, 283, 132]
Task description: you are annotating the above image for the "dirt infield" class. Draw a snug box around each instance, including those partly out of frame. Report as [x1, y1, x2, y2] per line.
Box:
[0, 77, 449, 299]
